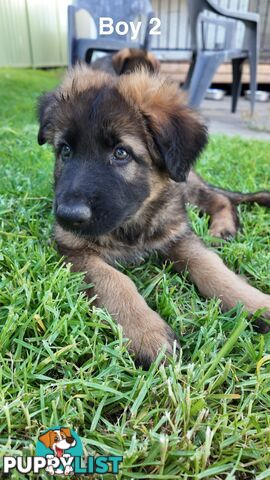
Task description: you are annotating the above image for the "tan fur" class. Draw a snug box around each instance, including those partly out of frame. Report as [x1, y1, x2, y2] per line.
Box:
[54, 224, 88, 251]
[120, 134, 149, 160]
[61, 64, 114, 97]
[117, 160, 138, 182]
[118, 70, 184, 125]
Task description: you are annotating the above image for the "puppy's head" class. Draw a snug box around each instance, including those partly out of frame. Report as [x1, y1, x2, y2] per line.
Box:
[112, 48, 160, 75]
[38, 66, 207, 238]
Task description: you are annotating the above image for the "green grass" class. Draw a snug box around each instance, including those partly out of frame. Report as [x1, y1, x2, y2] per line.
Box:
[0, 68, 270, 480]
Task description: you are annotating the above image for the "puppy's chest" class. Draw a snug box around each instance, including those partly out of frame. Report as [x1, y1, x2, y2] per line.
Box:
[97, 217, 188, 264]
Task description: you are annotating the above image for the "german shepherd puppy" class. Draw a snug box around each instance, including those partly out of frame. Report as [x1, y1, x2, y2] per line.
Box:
[38, 64, 270, 368]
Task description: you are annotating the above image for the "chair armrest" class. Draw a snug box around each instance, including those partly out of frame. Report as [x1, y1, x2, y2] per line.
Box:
[198, 14, 237, 50]
[199, 15, 236, 28]
[205, 0, 259, 25]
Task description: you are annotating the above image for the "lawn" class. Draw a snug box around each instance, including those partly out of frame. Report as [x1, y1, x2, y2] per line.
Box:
[0, 68, 270, 480]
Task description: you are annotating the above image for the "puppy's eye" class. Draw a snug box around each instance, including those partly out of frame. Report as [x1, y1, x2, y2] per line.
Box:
[113, 147, 129, 162]
[61, 144, 72, 161]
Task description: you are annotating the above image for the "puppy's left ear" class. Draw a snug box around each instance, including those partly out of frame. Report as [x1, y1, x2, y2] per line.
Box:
[37, 91, 57, 145]
[119, 72, 208, 182]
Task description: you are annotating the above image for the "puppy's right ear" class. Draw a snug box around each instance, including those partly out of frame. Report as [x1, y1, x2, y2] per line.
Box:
[37, 91, 57, 145]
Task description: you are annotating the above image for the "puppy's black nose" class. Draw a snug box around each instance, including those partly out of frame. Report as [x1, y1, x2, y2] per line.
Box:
[56, 202, 91, 226]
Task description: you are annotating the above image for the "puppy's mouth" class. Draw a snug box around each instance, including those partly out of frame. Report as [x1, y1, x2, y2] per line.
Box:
[56, 217, 92, 235]
[54, 203, 126, 237]
[56, 218, 122, 238]
[55, 447, 64, 458]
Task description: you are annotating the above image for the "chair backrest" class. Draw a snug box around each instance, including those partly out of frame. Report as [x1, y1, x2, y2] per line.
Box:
[187, 0, 211, 49]
[73, 0, 153, 41]
[187, 0, 245, 51]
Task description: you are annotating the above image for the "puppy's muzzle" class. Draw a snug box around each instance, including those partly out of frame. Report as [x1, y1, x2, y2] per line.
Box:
[56, 201, 92, 228]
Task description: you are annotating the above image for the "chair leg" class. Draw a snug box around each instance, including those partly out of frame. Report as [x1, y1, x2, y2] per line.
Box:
[182, 52, 197, 90]
[231, 58, 244, 113]
[188, 52, 225, 109]
[249, 29, 258, 116]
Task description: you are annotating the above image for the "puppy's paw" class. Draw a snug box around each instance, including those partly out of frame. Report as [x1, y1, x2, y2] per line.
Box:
[209, 224, 237, 241]
[251, 295, 270, 333]
[209, 209, 238, 241]
[253, 318, 270, 333]
[133, 315, 179, 369]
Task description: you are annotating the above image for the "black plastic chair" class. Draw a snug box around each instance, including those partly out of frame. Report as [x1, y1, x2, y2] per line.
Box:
[68, 0, 154, 66]
[182, 0, 259, 114]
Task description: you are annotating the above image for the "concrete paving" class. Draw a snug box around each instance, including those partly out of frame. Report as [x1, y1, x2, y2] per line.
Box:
[199, 96, 270, 141]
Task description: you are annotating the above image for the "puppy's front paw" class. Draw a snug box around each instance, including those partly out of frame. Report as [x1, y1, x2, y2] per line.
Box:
[132, 314, 179, 369]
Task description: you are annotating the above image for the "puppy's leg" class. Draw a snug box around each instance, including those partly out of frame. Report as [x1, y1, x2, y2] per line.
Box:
[168, 233, 270, 328]
[67, 251, 178, 367]
[186, 171, 239, 239]
[186, 171, 270, 240]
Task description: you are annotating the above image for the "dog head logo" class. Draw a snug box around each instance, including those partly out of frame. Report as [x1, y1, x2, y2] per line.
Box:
[36, 426, 82, 475]
[39, 427, 76, 457]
